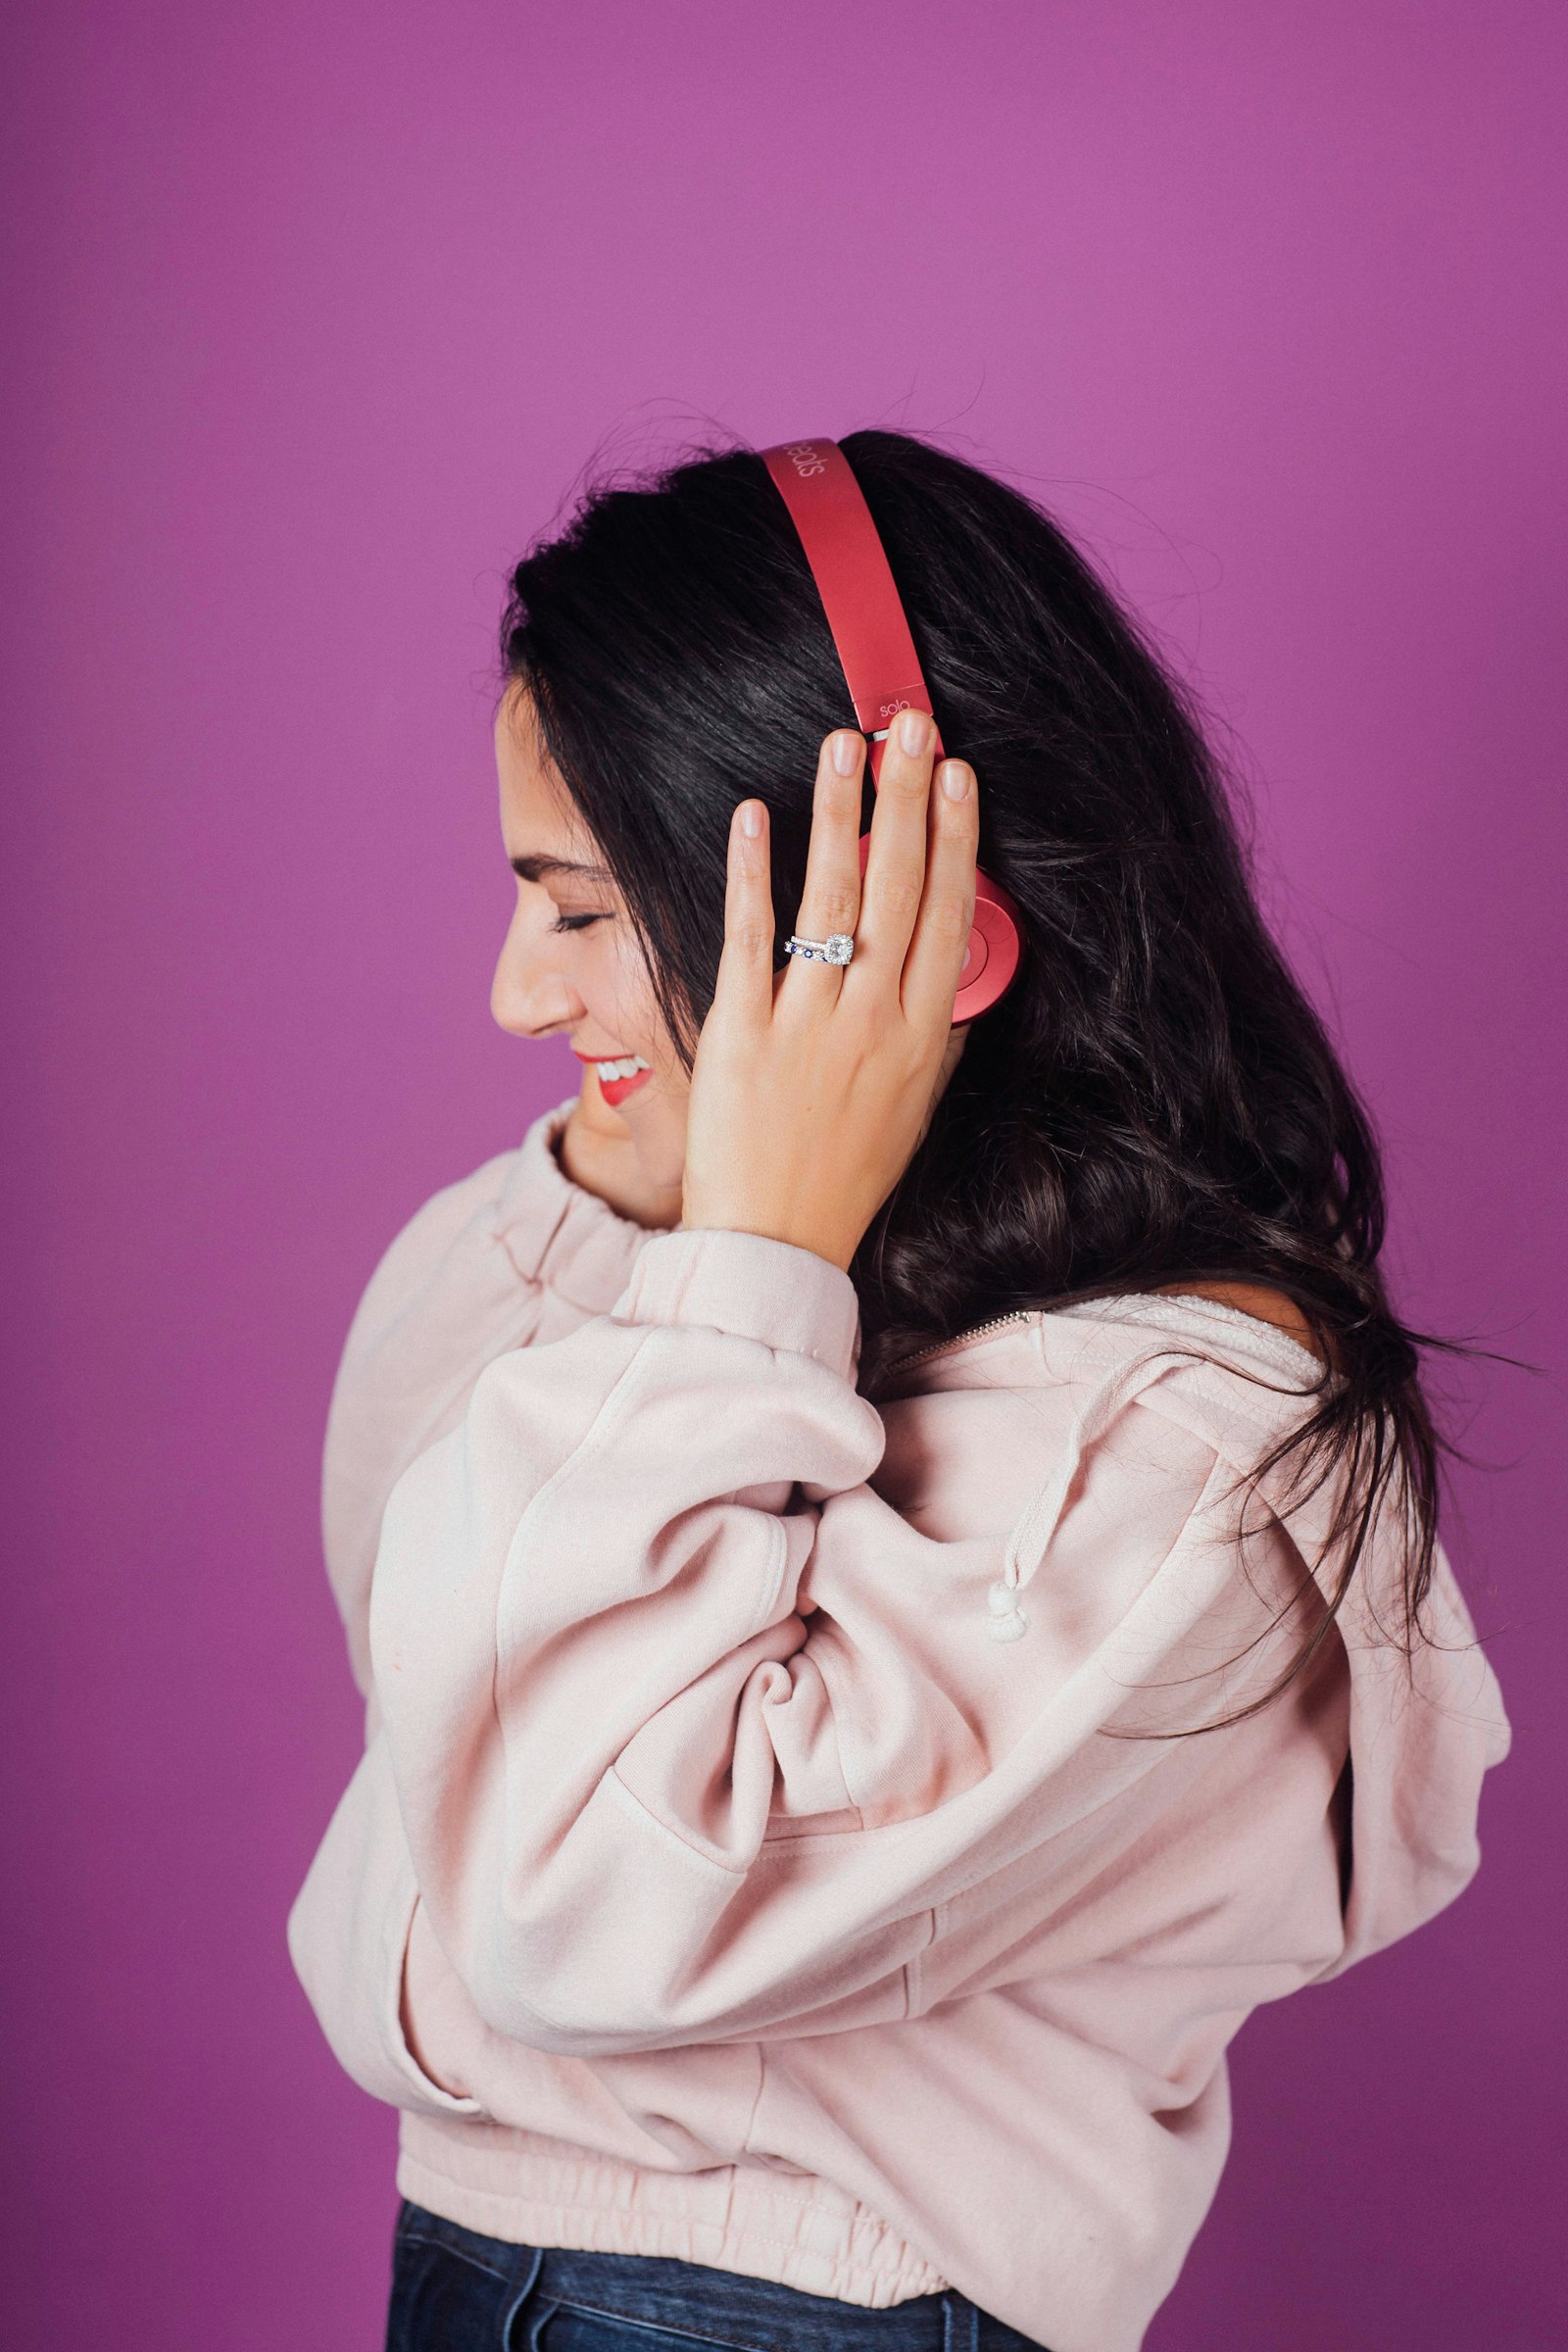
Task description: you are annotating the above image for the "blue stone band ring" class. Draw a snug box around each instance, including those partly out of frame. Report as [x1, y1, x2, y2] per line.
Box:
[784, 932, 856, 966]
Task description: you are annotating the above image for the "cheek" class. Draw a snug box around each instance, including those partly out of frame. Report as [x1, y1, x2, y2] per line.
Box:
[588, 927, 672, 1064]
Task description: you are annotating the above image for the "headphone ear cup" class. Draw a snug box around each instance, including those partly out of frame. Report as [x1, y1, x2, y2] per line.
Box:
[953, 870, 1022, 1023]
[855, 834, 1021, 1022]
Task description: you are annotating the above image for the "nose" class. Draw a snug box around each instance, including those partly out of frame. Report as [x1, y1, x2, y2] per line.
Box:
[490, 904, 583, 1041]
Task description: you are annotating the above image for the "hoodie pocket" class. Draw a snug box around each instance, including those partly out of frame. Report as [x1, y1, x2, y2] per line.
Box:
[288, 1733, 486, 2121]
[398, 1887, 491, 2111]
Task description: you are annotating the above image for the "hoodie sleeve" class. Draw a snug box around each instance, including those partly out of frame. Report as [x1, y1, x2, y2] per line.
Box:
[318, 1094, 662, 1703]
[358, 1224, 1371, 2063]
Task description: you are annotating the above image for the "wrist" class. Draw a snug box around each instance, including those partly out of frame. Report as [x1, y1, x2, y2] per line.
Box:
[676, 1200, 859, 1274]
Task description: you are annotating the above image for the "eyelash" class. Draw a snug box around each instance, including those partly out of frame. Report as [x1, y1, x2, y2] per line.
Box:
[550, 911, 609, 934]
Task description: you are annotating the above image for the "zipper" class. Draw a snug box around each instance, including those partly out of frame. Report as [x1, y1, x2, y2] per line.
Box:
[887, 1293, 1327, 1385]
[884, 1309, 1035, 1377]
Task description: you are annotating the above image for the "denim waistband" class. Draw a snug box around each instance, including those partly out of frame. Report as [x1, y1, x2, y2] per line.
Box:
[390, 2200, 1050, 2352]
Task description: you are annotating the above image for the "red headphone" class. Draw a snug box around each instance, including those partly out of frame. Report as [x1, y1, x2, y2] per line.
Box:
[760, 437, 1022, 1022]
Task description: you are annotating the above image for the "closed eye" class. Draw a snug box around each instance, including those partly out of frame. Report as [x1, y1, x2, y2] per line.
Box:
[550, 910, 610, 933]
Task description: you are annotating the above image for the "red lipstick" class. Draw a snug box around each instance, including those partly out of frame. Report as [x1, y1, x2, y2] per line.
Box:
[572, 1048, 654, 1110]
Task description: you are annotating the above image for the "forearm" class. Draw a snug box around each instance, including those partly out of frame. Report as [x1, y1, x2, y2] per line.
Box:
[367, 1223, 884, 2052]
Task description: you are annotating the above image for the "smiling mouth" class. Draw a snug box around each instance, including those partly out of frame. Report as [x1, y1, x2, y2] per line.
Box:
[574, 1050, 654, 1108]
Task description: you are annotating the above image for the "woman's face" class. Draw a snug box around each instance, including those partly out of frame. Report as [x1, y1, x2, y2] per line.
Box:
[491, 685, 691, 1192]
[490, 681, 970, 1200]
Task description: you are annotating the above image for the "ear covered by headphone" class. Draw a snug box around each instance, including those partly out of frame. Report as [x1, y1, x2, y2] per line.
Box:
[760, 438, 1022, 1023]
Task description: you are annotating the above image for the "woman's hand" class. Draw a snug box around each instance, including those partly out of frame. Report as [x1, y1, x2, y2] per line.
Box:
[557, 1064, 684, 1230]
[679, 709, 980, 1272]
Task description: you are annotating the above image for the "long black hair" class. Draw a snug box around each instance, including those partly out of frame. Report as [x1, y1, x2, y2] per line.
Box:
[497, 425, 1465, 1718]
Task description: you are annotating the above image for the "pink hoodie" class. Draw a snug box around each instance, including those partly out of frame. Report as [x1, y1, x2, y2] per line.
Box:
[288, 1097, 1508, 2352]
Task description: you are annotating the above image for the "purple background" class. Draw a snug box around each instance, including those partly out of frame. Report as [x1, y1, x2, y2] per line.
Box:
[4, 4, 1563, 2345]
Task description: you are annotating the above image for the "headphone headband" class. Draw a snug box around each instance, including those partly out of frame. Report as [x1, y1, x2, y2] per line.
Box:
[760, 440, 943, 766]
[758, 435, 1021, 1020]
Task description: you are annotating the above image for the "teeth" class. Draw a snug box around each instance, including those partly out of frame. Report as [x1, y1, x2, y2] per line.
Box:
[594, 1056, 650, 1082]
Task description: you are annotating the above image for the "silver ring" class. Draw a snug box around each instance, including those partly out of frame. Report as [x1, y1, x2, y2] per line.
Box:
[784, 931, 856, 966]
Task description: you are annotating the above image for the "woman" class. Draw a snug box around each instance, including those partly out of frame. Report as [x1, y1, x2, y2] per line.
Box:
[289, 430, 1509, 2352]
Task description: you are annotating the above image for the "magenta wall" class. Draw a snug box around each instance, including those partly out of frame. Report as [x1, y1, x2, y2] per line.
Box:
[4, 4, 1563, 2344]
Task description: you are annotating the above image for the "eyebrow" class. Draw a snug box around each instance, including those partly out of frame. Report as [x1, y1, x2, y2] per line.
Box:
[510, 853, 616, 886]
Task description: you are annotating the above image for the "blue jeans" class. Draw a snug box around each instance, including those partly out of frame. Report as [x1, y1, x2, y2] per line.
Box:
[386, 2200, 1052, 2351]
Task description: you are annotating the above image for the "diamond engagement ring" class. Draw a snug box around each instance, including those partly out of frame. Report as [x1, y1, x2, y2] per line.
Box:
[783, 932, 856, 965]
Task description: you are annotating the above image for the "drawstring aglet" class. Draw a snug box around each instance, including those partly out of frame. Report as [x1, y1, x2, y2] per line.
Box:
[986, 1579, 1029, 1642]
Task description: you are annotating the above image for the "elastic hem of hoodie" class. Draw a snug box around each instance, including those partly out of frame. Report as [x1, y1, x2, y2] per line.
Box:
[615, 1227, 862, 1381]
[395, 2114, 950, 2309]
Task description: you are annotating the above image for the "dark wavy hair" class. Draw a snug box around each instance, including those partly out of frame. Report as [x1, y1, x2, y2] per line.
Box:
[497, 424, 1469, 1719]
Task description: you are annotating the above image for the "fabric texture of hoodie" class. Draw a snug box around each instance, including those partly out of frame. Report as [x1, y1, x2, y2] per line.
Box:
[288, 1097, 1509, 2352]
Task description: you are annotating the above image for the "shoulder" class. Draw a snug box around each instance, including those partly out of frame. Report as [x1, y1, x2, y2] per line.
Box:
[876, 1293, 1333, 1591]
[876, 1294, 1319, 1537]
[328, 1088, 668, 1473]
[1040, 1293, 1330, 1472]
[338, 1138, 530, 1364]
[317, 1104, 577, 1687]
[860, 1298, 1334, 1710]
[885, 1291, 1326, 1454]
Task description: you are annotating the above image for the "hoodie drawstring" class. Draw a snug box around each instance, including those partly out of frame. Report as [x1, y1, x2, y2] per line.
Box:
[984, 1348, 1197, 1642]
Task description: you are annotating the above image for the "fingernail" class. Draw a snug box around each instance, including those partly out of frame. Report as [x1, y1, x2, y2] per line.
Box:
[898, 708, 930, 757]
[831, 730, 859, 777]
[940, 760, 971, 801]
[741, 801, 762, 837]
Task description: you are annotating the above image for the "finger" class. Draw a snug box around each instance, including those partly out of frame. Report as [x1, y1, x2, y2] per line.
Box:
[901, 758, 981, 1027]
[712, 799, 776, 1028]
[781, 729, 864, 1002]
[852, 705, 937, 981]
